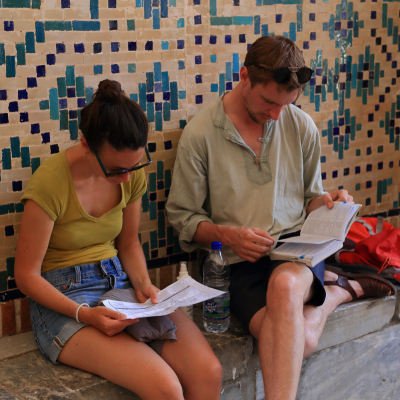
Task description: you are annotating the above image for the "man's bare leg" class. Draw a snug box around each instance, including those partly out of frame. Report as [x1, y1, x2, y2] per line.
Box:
[250, 262, 316, 400]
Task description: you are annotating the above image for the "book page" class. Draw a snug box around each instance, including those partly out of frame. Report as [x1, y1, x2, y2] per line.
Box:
[280, 202, 361, 243]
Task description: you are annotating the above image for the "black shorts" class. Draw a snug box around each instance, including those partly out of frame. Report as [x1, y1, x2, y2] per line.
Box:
[229, 256, 326, 333]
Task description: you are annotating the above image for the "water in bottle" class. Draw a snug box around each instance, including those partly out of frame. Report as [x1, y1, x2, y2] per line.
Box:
[203, 241, 230, 333]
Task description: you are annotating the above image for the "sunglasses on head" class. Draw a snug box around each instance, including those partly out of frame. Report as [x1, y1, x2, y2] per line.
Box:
[253, 64, 314, 84]
[93, 146, 152, 177]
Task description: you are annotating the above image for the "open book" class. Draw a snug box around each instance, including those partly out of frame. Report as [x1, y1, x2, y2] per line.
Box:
[269, 201, 362, 267]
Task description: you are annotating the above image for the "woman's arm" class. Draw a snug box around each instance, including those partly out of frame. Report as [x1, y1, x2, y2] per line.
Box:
[15, 200, 135, 336]
[115, 198, 159, 304]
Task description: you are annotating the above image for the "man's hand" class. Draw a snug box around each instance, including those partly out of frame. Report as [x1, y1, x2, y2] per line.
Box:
[307, 189, 354, 214]
[322, 189, 353, 209]
[223, 226, 274, 263]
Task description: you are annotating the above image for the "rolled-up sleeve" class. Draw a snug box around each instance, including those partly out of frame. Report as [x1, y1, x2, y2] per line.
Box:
[166, 135, 213, 253]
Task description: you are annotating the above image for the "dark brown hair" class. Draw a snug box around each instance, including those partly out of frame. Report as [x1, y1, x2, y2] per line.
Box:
[244, 35, 307, 93]
[79, 79, 148, 152]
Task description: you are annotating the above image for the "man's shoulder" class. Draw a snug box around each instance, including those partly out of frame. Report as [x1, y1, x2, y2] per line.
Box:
[283, 104, 318, 134]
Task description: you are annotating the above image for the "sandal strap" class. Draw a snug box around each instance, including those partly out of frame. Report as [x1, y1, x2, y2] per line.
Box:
[325, 276, 358, 301]
[353, 277, 393, 299]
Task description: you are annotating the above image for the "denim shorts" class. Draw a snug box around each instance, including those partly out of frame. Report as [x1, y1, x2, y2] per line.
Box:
[30, 256, 133, 364]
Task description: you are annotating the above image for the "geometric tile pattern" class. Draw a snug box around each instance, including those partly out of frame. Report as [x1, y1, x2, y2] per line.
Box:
[0, 0, 400, 313]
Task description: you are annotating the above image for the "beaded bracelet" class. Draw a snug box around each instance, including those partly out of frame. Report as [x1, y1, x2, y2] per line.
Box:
[75, 303, 89, 323]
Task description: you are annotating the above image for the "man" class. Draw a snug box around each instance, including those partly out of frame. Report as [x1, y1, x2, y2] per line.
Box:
[166, 35, 394, 400]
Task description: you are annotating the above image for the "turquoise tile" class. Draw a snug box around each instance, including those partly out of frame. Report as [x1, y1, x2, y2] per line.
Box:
[2, 149, 11, 170]
[374, 63, 380, 87]
[338, 142, 343, 160]
[89, 0, 99, 18]
[289, 22, 296, 41]
[0, 44, 5, 65]
[362, 88, 367, 105]
[344, 134, 349, 150]
[49, 88, 59, 120]
[69, 120, 78, 140]
[21, 147, 30, 168]
[138, 83, 146, 111]
[333, 136, 338, 153]
[351, 64, 357, 89]
[6, 56, 16, 78]
[163, 102, 171, 121]
[382, 4, 387, 29]
[59, 110, 68, 130]
[345, 82, 351, 99]
[333, 110, 338, 127]
[149, 172, 156, 192]
[155, 111, 162, 131]
[226, 62, 232, 81]
[370, 54, 375, 71]
[329, 14, 334, 40]
[219, 73, 225, 96]
[335, 3, 340, 21]
[210, 17, 232, 26]
[322, 85, 327, 102]
[347, 2, 353, 19]
[356, 80, 362, 97]
[15, 203, 23, 213]
[328, 68, 333, 92]
[158, 211, 165, 239]
[315, 94, 320, 112]
[161, 71, 169, 92]
[323, 59, 328, 76]
[66, 66, 75, 87]
[391, 103, 396, 119]
[177, 18, 184, 28]
[150, 230, 157, 249]
[283, 0, 302, 3]
[261, 24, 268, 36]
[157, 160, 164, 180]
[25, 32, 35, 53]
[39, 100, 49, 110]
[35, 21, 45, 42]
[233, 16, 253, 25]
[316, 50, 322, 68]
[254, 15, 260, 34]
[154, 62, 161, 81]
[147, 102, 154, 123]
[146, 72, 154, 92]
[10, 137, 20, 158]
[345, 109, 350, 125]
[128, 63, 136, 73]
[296, 5, 302, 32]
[31, 0, 40, 8]
[233, 54, 239, 73]
[72, 21, 100, 31]
[169, 0, 176, 6]
[210, 54, 217, 63]
[127, 20, 135, 31]
[45, 21, 72, 31]
[31, 157, 41, 174]
[57, 77, 67, 97]
[3, 0, 30, 7]
[341, 0, 347, 12]
[173, 235, 181, 253]
[346, 55, 352, 73]
[390, 128, 394, 144]
[85, 86, 93, 104]
[16, 43, 26, 65]
[397, 95, 400, 111]
[170, 82, 178, 110]
[368, 80, 373, 96]
[355, 183, 361, 191]
[210, 0, 216, 16]
[153, 9, 160, 29]
[351, 117, 356, 140]
[353, 11, 358, 37]
[364, 45, 370, 64]
[388, 18, 393, 36]
[333, 83, 338, 101]
[150, 202, 157, 220]
[76, 77, 85, 97]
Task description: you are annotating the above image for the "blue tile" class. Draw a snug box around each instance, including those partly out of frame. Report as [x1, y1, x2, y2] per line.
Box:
[18, 89, 28, 99]
[4, 21, 14, 31]
[160, 0, 168, 18]
[46, 54, 56, 65]
[8, 102, 18, 112]
[153, 9, 160, 29]
[170, 82, 178, 110]
[144, 0, 152, 19]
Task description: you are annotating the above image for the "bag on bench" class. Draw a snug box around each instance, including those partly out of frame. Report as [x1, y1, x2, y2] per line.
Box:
[332, 217, 400, 283]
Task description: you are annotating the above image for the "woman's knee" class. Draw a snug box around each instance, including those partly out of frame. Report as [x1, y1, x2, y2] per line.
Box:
[154, 377, 184, 400]
[190, 353, 222, 390]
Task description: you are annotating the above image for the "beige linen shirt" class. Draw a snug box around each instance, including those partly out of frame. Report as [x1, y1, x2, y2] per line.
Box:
[166, 95, 325, 265]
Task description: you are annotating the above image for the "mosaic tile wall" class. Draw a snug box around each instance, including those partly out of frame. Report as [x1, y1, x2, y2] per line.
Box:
[0, 0, 400, 336]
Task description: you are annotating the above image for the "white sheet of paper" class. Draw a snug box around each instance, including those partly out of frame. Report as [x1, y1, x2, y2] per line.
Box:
[102, 275, 225, 319]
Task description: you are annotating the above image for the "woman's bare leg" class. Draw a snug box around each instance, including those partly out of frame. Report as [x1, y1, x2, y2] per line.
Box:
[162, 310, 223, 400]
[58, 326, 184, 400]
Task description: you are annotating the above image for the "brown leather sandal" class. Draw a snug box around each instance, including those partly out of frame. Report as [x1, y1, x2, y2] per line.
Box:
[325, 270, 396, 300]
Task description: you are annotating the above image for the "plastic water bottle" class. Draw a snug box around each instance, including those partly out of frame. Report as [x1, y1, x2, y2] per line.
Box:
[203, 241, 230, 333]
[176, 261, 193, 320]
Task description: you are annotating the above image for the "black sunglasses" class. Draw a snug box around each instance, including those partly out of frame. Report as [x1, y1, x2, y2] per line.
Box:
[253, 64, 314, 84]
[93, 146, 152, 177]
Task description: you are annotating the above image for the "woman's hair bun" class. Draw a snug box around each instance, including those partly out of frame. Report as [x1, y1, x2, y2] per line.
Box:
[94, 79, 124, 102]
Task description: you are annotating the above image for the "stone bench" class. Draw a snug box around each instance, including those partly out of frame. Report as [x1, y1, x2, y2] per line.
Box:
[0, 291, 399, 400]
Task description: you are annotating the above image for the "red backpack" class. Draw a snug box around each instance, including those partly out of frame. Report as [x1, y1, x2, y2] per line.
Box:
[334, 217, 400, 282]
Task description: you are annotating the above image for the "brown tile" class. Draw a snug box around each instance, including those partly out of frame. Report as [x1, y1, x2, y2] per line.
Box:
[1, 301, 16, 337]
[160, 265, 173, 290]
[20, 297, 32, 333]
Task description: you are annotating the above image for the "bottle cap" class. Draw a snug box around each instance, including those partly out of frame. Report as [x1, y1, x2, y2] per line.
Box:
[178, 261, 188, 278]
[211, 241, 222, 250]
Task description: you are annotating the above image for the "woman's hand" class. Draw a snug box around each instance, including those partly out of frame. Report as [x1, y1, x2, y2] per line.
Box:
[79, 305, 138, 337]
[133, 281, 160, 304]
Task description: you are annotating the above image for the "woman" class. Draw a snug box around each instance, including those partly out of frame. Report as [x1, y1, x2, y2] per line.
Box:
[15, 79, 222, 400]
